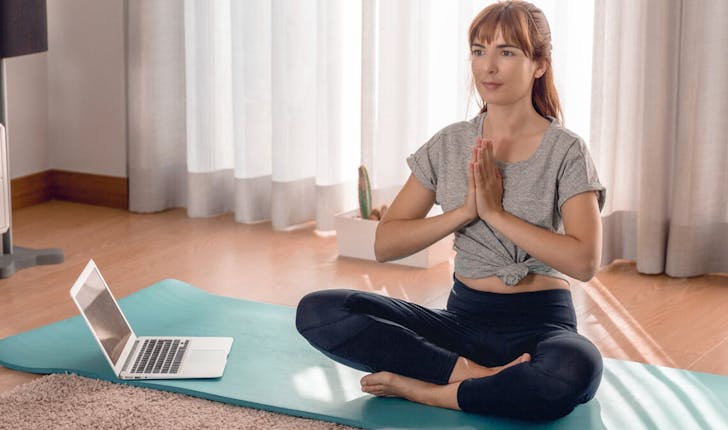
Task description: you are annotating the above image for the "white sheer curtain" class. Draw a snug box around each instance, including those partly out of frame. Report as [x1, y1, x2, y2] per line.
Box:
[128, 0, 594, 232]
[591, 0, 728, 276]
[127, 0, 188, 211]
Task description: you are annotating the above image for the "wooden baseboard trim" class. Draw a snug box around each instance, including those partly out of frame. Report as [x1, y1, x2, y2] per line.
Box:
[10, 170, 128, 210]
[10, 171, 53, 210]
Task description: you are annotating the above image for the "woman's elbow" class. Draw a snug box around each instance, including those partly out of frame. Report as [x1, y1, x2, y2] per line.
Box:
[374, 221, 408, 262]
[574, 269, 596, 283]
[373, 240, 388, 262]
[573, 256, 599, 282]
[373, 225, 391, 262]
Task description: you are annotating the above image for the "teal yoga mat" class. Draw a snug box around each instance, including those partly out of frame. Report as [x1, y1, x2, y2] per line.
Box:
[1, 280, 727, 429]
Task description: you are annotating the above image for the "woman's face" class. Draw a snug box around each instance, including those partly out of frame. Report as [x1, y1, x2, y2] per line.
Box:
[470, 28, 544, 109]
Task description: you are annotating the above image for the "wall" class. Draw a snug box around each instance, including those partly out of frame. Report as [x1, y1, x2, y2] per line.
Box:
[46, 0, 127, 178]
[4, 53, 50, 179]
[6, 0, 127, 180]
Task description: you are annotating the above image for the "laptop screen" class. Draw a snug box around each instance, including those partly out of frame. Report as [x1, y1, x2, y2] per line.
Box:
[74, 267, 132, 365]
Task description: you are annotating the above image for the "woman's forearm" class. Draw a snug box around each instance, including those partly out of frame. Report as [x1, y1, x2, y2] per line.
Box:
[374, 208, 473, 262]
[486, 210, 600, 281]
[471, 141, 601, 281]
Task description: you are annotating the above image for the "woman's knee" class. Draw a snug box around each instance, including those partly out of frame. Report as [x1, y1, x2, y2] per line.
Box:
[534, 334, 603, 406]
[497, 335, 602, 420]
[295, 289, 375, 351]
[295, 289, 352, 334]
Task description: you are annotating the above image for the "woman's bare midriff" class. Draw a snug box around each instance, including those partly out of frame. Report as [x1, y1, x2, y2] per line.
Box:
[455, 273, 569, 294]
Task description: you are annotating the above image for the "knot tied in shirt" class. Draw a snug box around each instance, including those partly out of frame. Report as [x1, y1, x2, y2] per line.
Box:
[495, 262, 530, 286]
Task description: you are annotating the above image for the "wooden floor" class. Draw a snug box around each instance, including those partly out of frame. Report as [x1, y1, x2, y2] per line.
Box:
[1, 200, 727, 393]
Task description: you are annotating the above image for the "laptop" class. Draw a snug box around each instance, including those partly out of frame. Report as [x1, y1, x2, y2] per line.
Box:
[69, 259, 233, 380]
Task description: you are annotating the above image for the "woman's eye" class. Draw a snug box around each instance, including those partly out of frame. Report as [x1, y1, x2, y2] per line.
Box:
[471, 49, 484, 57]
[502, 50, 514, 57]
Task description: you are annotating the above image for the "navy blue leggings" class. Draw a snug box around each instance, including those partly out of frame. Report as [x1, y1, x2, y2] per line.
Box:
[295, 277, 602, 421]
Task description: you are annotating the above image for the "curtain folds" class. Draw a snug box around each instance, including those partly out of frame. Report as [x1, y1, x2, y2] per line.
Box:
[127, 0, 188, 212]
[127, 0, 595, 234]
[591, 0, 728, 276]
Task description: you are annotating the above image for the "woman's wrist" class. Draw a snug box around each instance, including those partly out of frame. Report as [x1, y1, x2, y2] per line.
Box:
[483, 208, 508, 228]
[453, 206, 478, 229]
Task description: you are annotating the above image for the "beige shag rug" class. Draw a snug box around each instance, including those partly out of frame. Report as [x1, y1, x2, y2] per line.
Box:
[0, 373, 359, 430]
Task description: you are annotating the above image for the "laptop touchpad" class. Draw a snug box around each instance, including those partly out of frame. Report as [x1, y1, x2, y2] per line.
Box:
[187, 349, 226, 364]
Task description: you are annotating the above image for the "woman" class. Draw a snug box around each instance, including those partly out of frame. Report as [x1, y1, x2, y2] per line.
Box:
[296, 1, 605, 421]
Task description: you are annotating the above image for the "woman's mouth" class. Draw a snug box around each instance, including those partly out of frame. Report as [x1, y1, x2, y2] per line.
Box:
[482, 82, 503, 90]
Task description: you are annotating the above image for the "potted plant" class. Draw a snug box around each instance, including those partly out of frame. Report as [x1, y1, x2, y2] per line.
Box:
[334, 165, 452, 268]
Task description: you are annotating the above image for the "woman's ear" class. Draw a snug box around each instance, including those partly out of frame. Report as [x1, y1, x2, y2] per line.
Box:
[534, 60, 547, 79]
[534, 64, 546, 79]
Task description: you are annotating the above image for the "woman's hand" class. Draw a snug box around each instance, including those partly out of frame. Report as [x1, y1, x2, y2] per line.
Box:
[473, 138, 504, 222]
[460, 145, 479, 222]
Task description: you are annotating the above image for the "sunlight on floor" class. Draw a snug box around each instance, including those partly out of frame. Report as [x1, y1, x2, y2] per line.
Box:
[362, 273, 390, 297]
[582, 279, 676, 366]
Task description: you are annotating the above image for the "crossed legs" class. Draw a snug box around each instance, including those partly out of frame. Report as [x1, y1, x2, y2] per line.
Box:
[295, 289, 602, 420]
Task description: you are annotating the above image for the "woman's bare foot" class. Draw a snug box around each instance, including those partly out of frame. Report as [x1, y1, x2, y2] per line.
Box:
[361, 372, 429, 398]
[449, 352, 531, 383]
[360, 372, 461, 410]
[360, 353, 531, 410]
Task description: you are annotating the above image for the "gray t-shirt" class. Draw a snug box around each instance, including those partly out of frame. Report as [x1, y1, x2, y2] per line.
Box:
[407, 113, 606, 286]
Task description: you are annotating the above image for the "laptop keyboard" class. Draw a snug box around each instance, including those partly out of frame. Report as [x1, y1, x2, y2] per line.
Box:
[130, 339, 188, 374]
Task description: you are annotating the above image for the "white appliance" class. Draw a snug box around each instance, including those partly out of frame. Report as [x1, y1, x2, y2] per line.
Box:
[0, 123, 9, 234]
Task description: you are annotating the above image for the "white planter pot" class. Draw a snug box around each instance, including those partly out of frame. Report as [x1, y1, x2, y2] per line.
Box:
[334, 209, 453, 268]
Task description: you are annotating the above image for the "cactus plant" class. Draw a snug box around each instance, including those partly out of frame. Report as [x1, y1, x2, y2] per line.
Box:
[358, 165, 372, 219]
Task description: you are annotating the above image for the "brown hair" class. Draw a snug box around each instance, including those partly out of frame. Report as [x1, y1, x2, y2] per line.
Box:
[469, 1, 563, 123]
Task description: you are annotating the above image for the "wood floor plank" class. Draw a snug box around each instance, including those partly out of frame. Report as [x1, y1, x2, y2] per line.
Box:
[688, 336, 728, 374]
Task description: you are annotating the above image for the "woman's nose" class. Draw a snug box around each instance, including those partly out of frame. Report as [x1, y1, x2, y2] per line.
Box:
[485, 56, 497, 74]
